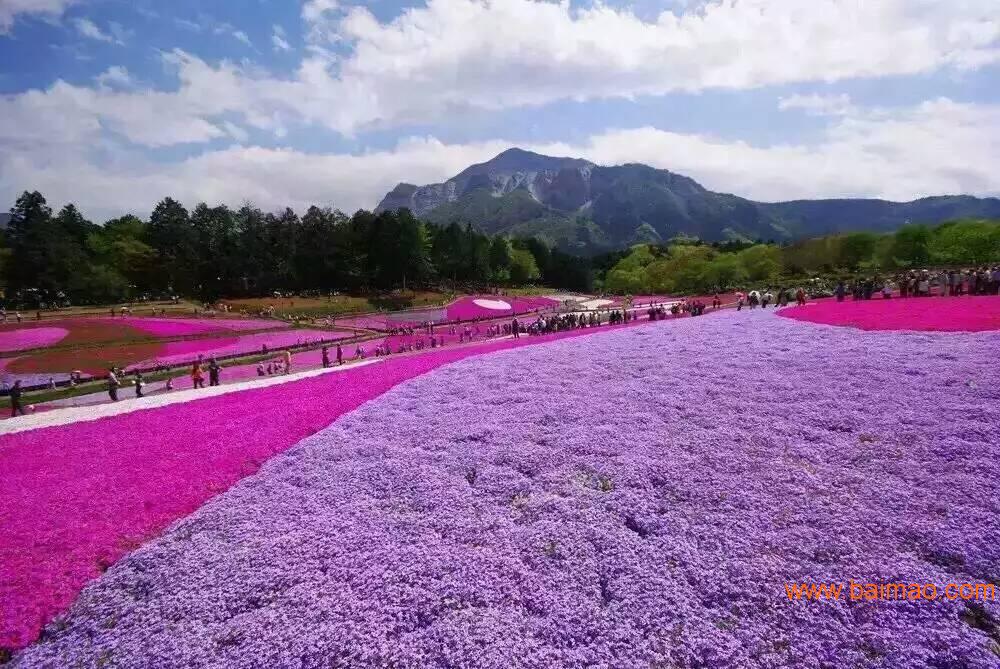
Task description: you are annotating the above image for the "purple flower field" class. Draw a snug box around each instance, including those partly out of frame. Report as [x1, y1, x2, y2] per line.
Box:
[12, 311, 1000, 668]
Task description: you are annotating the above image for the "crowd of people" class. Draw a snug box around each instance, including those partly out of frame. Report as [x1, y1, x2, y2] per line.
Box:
[835, 267, 1000, 301]
[736, 288, 806, 310]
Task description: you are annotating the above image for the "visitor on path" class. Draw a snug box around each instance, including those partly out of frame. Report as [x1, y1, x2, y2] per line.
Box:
[712, 294, 721, 309]
[322, 346, 330, 368]
[134, 372, 144, 398]
[795, 288, 806, 306]
[165, 376, 174, 391]
[107, 368, 120, 402]
[512, 318, 520, 339]
[336, 343, 344, 365]
[736, 292, 745, 311]
[257, 362, 265, 377]
[882, 281, 893, 299]
[835, 282, 846, 302]
[9, 380, 25, 417]
[208, 358, 221, 387]
[283, 350, 292, 374]
[191, 361, 205, 389]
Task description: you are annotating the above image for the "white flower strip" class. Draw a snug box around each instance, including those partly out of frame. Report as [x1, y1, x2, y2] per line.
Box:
[0, 359, 382, 436]
[472, 299, 512, 310]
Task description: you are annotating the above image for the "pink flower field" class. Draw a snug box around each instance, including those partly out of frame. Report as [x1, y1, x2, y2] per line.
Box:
[0, 327, 69, 353]
[129, 329, 355, 368]
[445, 295, 560, 320]
[780, 295, 1000, 332]
[110, 317, 287, 337]
[0, 324, 619, 653]
[3, 301, 999, 667]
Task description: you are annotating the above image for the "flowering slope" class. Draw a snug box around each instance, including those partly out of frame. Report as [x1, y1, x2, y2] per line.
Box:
[13, 312, 1000, 668]
[0, 324, 620, 652]
[0, 327, 69, 353]
[780, 295, 1000, 332]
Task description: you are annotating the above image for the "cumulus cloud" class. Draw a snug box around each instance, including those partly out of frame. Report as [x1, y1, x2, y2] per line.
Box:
[0, 0, 78, 33]
[5, 1, 999, 144]
[2, 98, 997, 222]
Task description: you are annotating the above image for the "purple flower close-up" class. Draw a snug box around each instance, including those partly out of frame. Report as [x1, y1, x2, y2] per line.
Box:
[10, 310, 1000, 668]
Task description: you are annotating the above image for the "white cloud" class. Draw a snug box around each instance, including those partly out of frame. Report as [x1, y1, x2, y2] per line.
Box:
[2, 98, 997, 222]
[304, 0, 1000, 131]
[211, 22, 253, 46]
[778, 93, 855, 116]
[272, 24, 291, 51]
[0, 0, 78, 33]
[6, 1, 999, 146]
[72, 17, 127, 44]
[221, 121, 249, 143]
[73, 18, 110, 42]
[302, 0, 339, 24]
[301, 0, 341, 42]
[94, 66, 133, 88]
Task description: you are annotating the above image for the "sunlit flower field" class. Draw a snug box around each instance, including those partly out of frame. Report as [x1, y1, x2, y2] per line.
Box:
[4, 305, 1000, 667]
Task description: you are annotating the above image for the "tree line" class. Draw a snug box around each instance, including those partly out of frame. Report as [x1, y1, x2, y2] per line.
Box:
[603, 219, 1000, 295]
[1, 191, 592, 306]
[5, 190, 997, 305]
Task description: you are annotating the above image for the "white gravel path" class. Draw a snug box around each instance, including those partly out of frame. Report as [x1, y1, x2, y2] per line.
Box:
[0, 359, 382, 436]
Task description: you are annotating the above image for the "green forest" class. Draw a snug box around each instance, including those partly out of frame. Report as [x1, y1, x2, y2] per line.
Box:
[1, 191, 589, 307]
[3, 190, 998, 306]
[603, 220, 1000, 295]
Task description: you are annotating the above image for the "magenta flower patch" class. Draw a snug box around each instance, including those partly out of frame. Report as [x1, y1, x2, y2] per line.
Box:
[0, 327, 69, 353]
[780, 295, 1000, 332]
[8, 311, 1000, 667]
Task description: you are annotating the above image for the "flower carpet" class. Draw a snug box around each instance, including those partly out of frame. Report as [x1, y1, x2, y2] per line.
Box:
[0, 328, 70, 353]
[3, 305, 1000, 667]
[779, 295, 1000, 332]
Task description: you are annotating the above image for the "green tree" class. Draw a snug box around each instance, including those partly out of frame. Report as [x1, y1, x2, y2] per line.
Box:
[148, 197, 196, 295]
[509, 248, 541, 284]
[738, 244, 782, 282]
[837, 232, 878, 270]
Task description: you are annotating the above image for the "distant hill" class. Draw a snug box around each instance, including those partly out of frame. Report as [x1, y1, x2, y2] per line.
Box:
[0, 212, 10, 230]
[376, 148, 1000, 253]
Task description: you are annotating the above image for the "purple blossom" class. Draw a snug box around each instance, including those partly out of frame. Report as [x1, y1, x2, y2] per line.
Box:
[12, 311, 1000, 668]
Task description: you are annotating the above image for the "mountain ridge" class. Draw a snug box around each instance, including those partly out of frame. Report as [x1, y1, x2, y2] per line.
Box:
[375, 148, 1000, 253]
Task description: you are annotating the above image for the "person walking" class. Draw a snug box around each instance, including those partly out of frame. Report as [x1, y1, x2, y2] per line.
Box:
[191, 361, 205, 389]
[208, 358, 221, 387]
[107, 368, 120, 401]
[512, 317, 520, 339]
[9, 380, 25, 417]
[134, 372, 145, 398]
[336, 343, 344, 365]
[283, 349, 292, 374]
[322, 346, 330, 368]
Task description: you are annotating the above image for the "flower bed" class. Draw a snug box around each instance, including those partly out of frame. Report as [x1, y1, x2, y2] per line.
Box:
[0, 327, 70, 353]
[111, 317, 286, 337]
[779, 295, 1000, 332]
[0, 324, 619, 653]
[129, 329, 356, 369]
[6, 310, 1000, 666]
[445, 295, 560, 321]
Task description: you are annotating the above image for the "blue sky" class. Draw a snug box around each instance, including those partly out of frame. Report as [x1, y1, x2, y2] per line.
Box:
[0, 0, 998, 221]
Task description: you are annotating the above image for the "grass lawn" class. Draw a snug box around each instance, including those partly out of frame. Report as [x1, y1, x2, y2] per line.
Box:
[223, 291, 455, 317]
